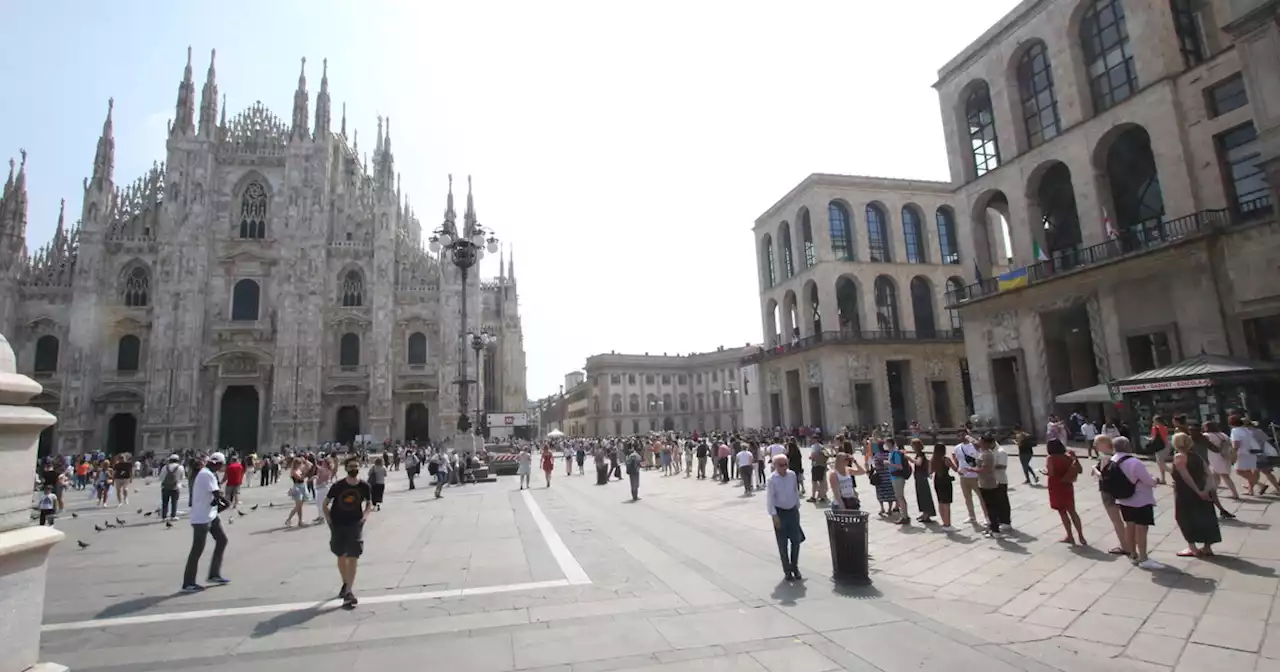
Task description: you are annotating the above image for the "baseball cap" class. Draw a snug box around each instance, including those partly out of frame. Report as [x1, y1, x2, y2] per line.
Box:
[168, 454, 180, 461]
[209, 452, 227, 464]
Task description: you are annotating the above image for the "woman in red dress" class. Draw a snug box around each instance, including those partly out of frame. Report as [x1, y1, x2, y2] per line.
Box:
[541, 445, 555, 488]
[1046, 442, 1085, 545]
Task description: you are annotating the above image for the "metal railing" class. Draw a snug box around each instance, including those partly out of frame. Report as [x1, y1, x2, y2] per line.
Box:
[943, 204, 1273, 307]
[741, 328, 964, 365]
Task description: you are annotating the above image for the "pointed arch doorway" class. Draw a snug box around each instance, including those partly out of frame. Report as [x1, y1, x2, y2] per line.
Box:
[404, 403, 430, 443]
[218, 386, 260, 453]
[336, 406, 361, 445]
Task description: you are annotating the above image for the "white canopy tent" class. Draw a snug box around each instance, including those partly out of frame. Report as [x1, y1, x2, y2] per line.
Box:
[1054, 383, 1113, 404]
[546, 429, 565, 438]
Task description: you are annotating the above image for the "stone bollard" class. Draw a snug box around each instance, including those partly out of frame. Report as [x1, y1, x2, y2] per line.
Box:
[0, 333, 65, 672]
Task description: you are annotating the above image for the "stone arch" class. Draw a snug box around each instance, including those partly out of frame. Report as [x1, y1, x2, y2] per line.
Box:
[909, 276, 937, 337]
[902, 203, 928, 264]
[969, 188, 1014, 276]
[119, 259, 152, 307]
[955, 78, 1001, 181]
[33, 334, 59, 374]
[936, 205, 960, 264]
[866, 201, 891, 263]
[835, 274, 863, 333]
[1027, 160, 1083, 259]
[339, 265, 366, 307]
[231, 278, 261, 321]
[828, 199, 856, 261]
[760, 233, 776, 287]
[873, 275, 901, 334]
[116, 334, 141, 372]
[406, 331, 428, 365]
[780, 289, 799, 343]
[777, 221, 795, 279]
[797, 206, 816, 268]
[802, 279, 821, 337]
[339, 332, 361, 367]
[1006, 38, 1063, 152]
[1093, 123, 1164, 241]
[764, 297, 780, 346]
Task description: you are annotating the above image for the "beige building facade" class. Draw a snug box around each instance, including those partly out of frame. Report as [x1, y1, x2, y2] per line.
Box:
[748, 176, 973, 433]
[934, 0, 1279, 430]
[584, 347, 756, 436]
[0, 51, 528, 457]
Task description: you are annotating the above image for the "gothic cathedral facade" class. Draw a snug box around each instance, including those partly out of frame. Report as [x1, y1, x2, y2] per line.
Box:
[0, 49, 527, 457]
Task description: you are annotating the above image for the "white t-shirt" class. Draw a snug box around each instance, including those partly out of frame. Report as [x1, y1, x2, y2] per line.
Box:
[189, 468, 220, 525]
[1081, 423, 1098, 441]
[768, 443, 786, 457]
[994, 447, 1009, 485]
[1230, 426, 1259, 455]
[736, 449, 754, 467]
[953, 441, 980, 478]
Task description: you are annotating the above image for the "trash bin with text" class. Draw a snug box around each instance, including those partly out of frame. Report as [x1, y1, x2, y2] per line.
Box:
[825, 509, 870, 584]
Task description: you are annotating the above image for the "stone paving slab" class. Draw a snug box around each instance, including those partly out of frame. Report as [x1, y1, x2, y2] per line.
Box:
[36, 455, 1280, 671]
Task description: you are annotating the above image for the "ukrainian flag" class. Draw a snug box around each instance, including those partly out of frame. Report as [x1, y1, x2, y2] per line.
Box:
[998, 267, 1029, 291]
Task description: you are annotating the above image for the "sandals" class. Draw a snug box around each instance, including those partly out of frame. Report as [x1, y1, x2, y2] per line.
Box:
[1176, 549, 1198, 557]
[1108, 547, 1128, 555]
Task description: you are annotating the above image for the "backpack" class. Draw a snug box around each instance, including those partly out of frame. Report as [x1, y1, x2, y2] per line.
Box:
[161, 464, 180, 490]
[893, 451, 912, 480]
[1099, 456, 1137, 499]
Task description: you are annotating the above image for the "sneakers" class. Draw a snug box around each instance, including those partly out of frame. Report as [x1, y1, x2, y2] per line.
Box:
[342, 592, 358, 608]
[338, 583, 349, 599]
[940, 525, 956, 532]
[1138, 559, 1167, 571]
[206, 576, 231, 585]
[180, 584, 204, 593]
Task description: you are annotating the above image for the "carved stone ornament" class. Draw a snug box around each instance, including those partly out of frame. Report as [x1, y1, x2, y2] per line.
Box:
[845, 353, 871, 380]
[767, 369, 780, 392]
[806, 361, 822, 385]
[984, 311, 1021, 353]
[220, 355, 259, 376]
[926, 356, 946, 380]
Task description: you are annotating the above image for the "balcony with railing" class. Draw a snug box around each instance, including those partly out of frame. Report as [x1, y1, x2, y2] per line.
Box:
[741, 329, 964, 365]
[945, 200, 1273, 308]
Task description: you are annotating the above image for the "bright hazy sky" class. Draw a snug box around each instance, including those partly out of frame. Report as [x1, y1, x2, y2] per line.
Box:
[0, 0, 1020, 401]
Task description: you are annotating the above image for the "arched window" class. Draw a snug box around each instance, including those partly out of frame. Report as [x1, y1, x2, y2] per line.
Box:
[611, 394, 623, 413]
[1080, 0, 1138, 114]
[966, 82, 1000, 176]
[910, 277, 937, 337]
[945, 277, 966, 332]
[696, 393, 705, 411]
[238, 181, 268, 239]
[836, 277, 861, 332]
[646, 394, 658, 412]
[1017, 41, 1061, 148]
[779, 222, 795, 279]
[800, 208, 816, 268]
[123, 266, 150, 307]
[662, 393, 673, 410]
[761, 235, 776, 287]
[407, 331, 427, 365]
[339, 333, 360, 367]
[230, 279, 260, 321]
[628, 394, 640, 413]
[829, 201, 854, 261]
[712, 392, 721, 410]
[1107, 126, 1165, 235]
[902, 206, 927, 264]
[874, 276, 900, 334]
[679, 393, 689, 411]
[867, 204, 891, 263]
[936, 207, 960, 264]
[341, 270, 364, 307]
[116, 335, 141, 372]
[33, 335, 59, 373]
[808, 283, 822, 334]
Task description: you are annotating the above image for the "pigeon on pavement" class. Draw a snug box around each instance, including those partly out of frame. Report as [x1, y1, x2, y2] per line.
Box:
[77, 540, 90, 549]
[94, 524, 103, 532]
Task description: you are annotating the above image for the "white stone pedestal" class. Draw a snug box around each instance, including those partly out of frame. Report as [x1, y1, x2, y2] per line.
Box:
[0, 333, 64, 672]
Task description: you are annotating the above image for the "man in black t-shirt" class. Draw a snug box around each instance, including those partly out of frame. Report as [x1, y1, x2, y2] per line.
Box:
[324, 457, 372, 608]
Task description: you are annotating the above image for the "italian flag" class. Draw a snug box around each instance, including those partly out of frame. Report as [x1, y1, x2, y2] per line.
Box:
[1033, 240, 1049, 262]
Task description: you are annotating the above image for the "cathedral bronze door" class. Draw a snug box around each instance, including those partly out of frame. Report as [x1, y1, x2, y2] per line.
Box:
[219, 386, 260, 453]
[336, 406, 360, 445]
[405, 403, 429, 443]
[106, 413, 137, 455]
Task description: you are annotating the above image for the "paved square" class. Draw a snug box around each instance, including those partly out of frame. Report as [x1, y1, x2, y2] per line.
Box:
[37, 455, 1280, 671]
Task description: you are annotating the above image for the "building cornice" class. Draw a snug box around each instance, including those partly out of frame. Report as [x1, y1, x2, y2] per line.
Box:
[933, 0, 1052, 89]
[755, 173, 954, 227]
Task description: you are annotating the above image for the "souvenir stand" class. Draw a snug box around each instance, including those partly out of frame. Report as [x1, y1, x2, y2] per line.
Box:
[1106, 353, 1280, 438]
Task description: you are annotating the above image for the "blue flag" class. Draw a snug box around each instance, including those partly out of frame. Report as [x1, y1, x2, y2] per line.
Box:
[973, 259, 983, 282]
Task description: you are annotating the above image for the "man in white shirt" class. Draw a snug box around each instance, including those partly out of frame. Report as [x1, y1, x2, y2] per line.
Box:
[182, 452, 230, 593]
[768, 442, 787, 457]
[952, 435, 988, 525]
[993, 442, 1012, 532]
[766, 455, 805, 581]
[736, 444, 756, 495]
[1081, 420, 1099, 457]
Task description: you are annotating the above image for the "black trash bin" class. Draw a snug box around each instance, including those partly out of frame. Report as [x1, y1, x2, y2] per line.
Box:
[825, 509, 870, 584]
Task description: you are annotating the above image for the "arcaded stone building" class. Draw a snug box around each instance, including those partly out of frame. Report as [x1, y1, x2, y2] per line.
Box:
[584, 347, 757, 436]
[936, 0, 1278, 430]
[0, 50, 527, 457]
[747, 175, 973, 433]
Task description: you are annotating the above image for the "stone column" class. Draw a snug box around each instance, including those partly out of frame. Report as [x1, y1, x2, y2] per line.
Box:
[0, 333, 64, 672]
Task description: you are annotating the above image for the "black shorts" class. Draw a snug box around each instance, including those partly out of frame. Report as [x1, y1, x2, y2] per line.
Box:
[811, 465, 827, 483]
[1118, 504, 1155, 527]
[329, 523, 364, 558]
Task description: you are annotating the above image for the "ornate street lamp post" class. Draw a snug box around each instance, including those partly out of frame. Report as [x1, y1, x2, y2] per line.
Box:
[428, 176, 498, 439]
[723, 384, 740, 430]
[467, 329, 497, 436]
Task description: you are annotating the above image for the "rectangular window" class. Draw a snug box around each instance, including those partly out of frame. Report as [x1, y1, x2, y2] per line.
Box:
[1126, 332, 1174, 374]
[645, 374, 655, 384]
[628, 374, 636, 384]
[1172, 0, 1207, 69]
[1244, 314, 1280, 361]
[632, 420, 639, 434]
[614, 420, 622, 436]
[678, 374, 687, 385]
[959, 358, 974, 417]
[610, 374, 620, 384]
[711, 371, 718, 382]
[1217, 123, 1270, 220]
[696, 373, 702, 384]
[931, 381, 953, 428]
[662, 374, 671, 384]
[1205, 74, 1247, 118]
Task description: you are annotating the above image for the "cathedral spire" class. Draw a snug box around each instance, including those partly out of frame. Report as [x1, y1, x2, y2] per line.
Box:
[219, 93, 227, 134]
[290, 57, 310, 141]
[499, 244, 505, 280]
[314, 57, 331, 141]
[375, 115, 384, 154]
[384, 116, 392, 154]
[197, 49, 218, 138]
[508, 245, 515, 280]
[4, 150, 29, 240]
[444, 174, 456, 227]
[172, 47, 196, 136]
[91, 98, 115, 188]
[464, 174, 477, 228]
[340, 102, 347, 138]
[54, 198, 66, 244]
